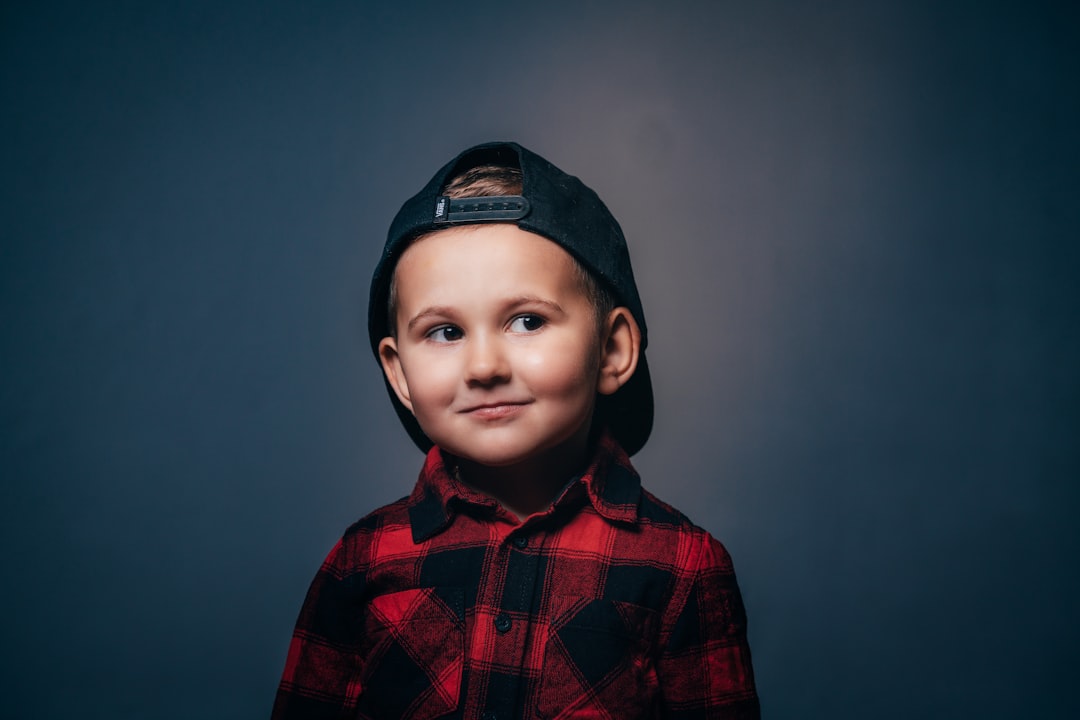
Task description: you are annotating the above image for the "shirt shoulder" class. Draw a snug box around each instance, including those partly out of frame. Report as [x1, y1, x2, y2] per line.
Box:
[341, 494, 412, 537]
[636, 487, 737, 574]
[317, 494, 414, 574]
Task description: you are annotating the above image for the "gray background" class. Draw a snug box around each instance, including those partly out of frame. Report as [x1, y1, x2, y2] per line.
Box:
[2, 1, 1077, 717]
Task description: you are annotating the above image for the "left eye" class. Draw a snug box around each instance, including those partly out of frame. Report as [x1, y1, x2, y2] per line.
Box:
[509, 314, 545, 332]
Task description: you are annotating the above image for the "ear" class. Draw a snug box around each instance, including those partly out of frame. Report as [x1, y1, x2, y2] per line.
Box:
[378, 336, 414, 413]
[596, 307, 641, 396]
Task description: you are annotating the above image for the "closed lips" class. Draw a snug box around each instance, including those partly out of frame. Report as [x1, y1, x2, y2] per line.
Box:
[459, 401, 530, 413]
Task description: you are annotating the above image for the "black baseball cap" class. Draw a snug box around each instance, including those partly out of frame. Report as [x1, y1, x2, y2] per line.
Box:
[368, 141, 653, 455]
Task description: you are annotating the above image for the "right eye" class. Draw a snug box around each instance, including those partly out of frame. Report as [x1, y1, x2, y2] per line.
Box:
[426, 325, 463, 343]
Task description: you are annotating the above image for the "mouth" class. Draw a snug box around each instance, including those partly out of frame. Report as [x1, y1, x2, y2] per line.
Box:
[459, 401, 531, 419]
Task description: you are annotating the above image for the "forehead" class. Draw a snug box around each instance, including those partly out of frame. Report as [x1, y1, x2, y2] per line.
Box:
[393, 224, 585, 304]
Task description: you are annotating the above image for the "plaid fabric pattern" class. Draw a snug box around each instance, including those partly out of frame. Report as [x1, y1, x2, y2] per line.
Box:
[272, 434, 758, 719]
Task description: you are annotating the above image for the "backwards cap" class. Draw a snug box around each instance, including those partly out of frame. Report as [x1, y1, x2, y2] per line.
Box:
[368, 141, 653, 455]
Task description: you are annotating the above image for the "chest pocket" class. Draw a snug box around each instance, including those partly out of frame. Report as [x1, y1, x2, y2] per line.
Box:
[358, 587, 465, 720]
[536, 597, 659, 719]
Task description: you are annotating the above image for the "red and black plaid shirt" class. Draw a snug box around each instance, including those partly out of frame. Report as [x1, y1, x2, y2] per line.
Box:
[272, 433, 759, 719]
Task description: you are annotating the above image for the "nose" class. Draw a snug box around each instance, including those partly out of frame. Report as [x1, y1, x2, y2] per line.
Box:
[464, 332, 510, 386]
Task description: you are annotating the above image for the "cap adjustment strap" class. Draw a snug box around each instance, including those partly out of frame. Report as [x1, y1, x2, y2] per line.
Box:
[433, 195, 530, 224]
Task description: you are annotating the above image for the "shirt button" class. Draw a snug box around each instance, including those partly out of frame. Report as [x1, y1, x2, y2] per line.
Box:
[494, 613, 512, 634]
[481, 713, 497, 720]
[511, 535, 528, 549]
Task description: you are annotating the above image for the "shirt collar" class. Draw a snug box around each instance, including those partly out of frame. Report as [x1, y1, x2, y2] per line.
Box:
[408, 430, 642, 543]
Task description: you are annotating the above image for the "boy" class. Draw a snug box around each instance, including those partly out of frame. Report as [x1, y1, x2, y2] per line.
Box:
[272, 142, 759, 719]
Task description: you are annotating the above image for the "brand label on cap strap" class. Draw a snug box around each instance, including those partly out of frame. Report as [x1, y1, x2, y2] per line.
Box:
[434, 196, 448, 220]
[433, 195, 530, 224]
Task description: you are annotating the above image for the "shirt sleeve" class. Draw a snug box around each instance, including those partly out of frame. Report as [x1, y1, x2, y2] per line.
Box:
[656, 531, 760, 719]
[271, 539, 365, 720]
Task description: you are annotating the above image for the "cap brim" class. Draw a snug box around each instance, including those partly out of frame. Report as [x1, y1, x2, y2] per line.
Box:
[596, 351, 653, 456]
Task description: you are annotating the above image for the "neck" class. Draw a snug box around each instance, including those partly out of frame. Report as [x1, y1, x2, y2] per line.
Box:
[454, 436, 593, 521]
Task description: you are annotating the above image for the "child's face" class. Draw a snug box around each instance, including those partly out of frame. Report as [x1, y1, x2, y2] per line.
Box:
[378, 224, 607, 470]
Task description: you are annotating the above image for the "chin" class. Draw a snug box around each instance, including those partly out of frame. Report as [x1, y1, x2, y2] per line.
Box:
[446, 443, 538, 468]
[446, 432, 588, 471]
[424, 417, 594, 470]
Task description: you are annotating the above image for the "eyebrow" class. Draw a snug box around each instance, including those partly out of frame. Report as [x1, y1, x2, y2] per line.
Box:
[406, 296, 566, 333]
[406, 306, 456, 333]
[506, 295, 566, 316]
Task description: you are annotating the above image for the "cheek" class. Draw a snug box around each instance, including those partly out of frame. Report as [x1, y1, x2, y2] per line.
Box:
[402, 354, 459, 403]
[520, 341, 599, 396]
